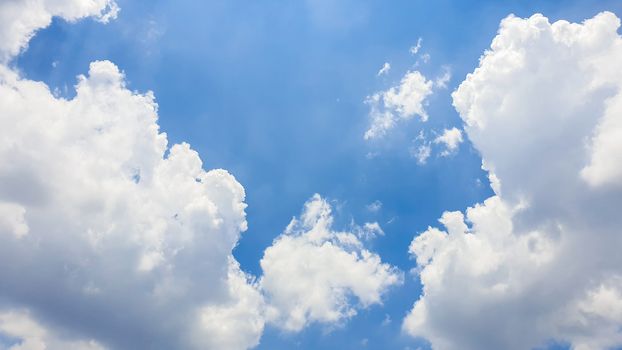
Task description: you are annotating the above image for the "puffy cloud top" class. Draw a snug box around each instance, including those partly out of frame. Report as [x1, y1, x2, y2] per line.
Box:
[0, 11, 263, 347]
[433, 127, 463, 156]
[261, 194, 402, 331]
[405, 12, 622, 350]
[365, 71, 433, 140]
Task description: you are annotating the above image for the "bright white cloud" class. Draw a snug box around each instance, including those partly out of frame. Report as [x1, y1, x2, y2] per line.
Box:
[365, 71, 433, 140]
[0, 4, 265, 349]
[404, 12, 622, 350]
[0, 0, 119, 62]
[195, 259, 265, 350]
[0, 58, 265, 350]
[433, 127, 463, 156]
[260, 194, 402, 332]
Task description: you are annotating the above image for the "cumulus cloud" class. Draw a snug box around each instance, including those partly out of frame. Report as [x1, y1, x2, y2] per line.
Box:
[0, 59, 265, 350]
[433, 127, 463, 156]
[404, 12, 622, 350]
[365, 71, 433, 140]
[0, 4, 264, 349]
[260, 194, 402, 332]
[0, 0, 119, 62]
[365, 41, 452, 141]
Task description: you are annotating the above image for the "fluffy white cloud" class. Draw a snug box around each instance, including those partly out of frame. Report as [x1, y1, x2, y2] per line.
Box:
[0, 5, 265, 348]
[365, 71, 433, 140]
[404, 12, 622, 350]
[0, 58, 265, 349]
[260, 194, 402, 331]
[433, 127, 463, 156]
[0, 0, 119, 62]
[365, 48, 452, 141]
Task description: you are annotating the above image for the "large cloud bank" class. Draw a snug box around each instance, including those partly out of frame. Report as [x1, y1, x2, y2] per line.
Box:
[404, 12, 622, 350]
[0, 1, 263, 349]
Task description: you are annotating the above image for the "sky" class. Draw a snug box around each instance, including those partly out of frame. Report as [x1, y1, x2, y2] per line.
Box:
[1, 0, 622, 349]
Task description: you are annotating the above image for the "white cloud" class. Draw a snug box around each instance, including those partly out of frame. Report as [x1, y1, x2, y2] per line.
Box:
[0, 309, 107, 350]
[0, 58, 265, 349]
[1, 5, 404, 347]
[411, 144, 431, 165]
[433, 127, 463, 156]
[357, 222, 385, 240]
[409, 131, 431, 165]
[0, 0, 119, 62]
[404, 12, 622, 350]
[409, 37, 423, 55]
[365, 71, 433, 140]
[365, 51, 452, 141]
[195, 259, 265, 350]
[366, 200, 382, 213]
[433, 67, 451, 89]
[377, 62, 391, 76]
[418, 53, 430, 64]
[260, 194, 402, 332]
[0, 6, 265, 349]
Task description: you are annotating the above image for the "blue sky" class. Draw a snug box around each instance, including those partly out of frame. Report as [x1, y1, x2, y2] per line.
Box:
[4, 0, 622, 349]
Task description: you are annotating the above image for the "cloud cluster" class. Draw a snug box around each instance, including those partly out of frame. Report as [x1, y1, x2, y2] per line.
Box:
[0, 3, 405, 348]
[260, 195, 402, 331]
[365, 39, 453, 142]
[405, 12, 622, 350]
[409, 127, 463, 165]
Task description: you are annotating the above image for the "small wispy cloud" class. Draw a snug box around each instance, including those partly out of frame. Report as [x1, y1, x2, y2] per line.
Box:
[377, 62, 391, 76]
[366, 200, 383, 213]
[409, 37, 423, 55]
